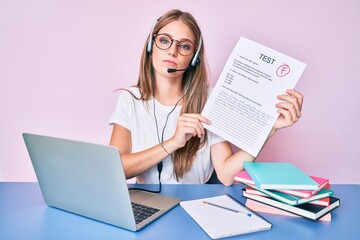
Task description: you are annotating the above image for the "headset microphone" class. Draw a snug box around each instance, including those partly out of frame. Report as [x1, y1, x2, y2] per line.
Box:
[167, 65, 194, 73]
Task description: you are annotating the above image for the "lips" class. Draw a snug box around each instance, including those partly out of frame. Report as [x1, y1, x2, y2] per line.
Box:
[163, 60, 177, 66]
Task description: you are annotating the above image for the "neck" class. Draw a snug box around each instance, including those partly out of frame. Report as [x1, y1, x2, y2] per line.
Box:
[155, 76, 183, 106]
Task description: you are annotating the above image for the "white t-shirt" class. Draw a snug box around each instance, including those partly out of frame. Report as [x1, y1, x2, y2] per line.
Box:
[109, 87, 225, 184]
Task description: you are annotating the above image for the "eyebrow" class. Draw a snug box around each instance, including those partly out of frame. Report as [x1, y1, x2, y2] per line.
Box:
[157, 33, 195, 44]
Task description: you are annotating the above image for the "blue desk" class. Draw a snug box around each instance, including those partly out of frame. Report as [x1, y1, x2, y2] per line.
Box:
[0, 183, 359, 240]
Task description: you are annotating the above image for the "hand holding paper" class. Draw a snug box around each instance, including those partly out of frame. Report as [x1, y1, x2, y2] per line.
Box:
[274, 89, 304, 130]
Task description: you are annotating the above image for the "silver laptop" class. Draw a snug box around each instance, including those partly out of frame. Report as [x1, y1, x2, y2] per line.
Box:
[22, 132, 180, 231]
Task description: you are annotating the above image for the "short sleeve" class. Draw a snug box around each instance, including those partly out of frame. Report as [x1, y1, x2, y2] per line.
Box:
[209, 131, 226, 146]
[109, 89, 136, 131]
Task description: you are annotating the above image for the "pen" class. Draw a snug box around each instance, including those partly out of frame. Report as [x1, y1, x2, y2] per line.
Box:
[202, 201, 252, 217]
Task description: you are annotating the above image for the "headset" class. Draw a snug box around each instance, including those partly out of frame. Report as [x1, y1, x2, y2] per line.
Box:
[146, 18, 202, 70]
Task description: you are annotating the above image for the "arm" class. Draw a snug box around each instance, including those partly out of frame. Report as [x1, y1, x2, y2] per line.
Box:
[109, 113, 208, 179]
[109, 124, 169, 179]
[110, 123, 178, 179]
[211, 89, 303, 186]
[211, 129, 276, 186]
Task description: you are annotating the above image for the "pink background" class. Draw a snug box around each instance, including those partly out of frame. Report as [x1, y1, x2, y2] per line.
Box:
[1, 0, 359, 183]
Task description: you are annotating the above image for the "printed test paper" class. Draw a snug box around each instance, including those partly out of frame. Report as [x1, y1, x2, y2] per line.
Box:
[202, 37, 306, 156]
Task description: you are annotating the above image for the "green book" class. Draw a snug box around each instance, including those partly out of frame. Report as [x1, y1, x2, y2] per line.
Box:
[245, 185, 333, 206]
[243, 162, 319, 190]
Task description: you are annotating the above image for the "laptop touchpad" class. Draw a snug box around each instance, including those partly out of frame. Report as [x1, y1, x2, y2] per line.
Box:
[129, 190, 155, 203]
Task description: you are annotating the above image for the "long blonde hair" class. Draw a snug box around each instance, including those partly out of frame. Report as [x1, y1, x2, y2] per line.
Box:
[136, 9, 209, 180]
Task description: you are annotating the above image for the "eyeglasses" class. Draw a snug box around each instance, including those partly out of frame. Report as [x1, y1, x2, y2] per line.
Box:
[153, 33, 196, 56]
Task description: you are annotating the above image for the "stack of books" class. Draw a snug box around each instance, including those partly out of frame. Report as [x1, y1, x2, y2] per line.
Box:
[235, 162, 340, 221]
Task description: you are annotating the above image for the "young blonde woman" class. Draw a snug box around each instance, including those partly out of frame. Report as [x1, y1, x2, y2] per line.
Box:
[109, 9, 303, 186]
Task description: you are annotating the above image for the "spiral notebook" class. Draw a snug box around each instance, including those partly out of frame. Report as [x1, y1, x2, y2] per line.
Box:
[180, 194, 272, 239]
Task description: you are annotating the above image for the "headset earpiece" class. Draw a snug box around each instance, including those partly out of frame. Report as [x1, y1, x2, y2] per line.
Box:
[146, 19, 158, 54]
[190, 36, 202, 67]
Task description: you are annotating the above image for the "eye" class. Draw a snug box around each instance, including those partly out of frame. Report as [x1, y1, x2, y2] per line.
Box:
[179, 43, 191, 50]
[179, 41, 194, 54]
[158, 35, 171, 45]
[160, 37, 170, 44]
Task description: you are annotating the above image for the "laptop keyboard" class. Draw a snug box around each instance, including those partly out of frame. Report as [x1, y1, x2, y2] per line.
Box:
[132, 202, 160, 224]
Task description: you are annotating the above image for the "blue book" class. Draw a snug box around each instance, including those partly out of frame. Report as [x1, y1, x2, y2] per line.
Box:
[243, 162, 319, 190]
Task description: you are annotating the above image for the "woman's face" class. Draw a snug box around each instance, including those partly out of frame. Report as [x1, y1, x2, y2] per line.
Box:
[152, 20, 196, 77]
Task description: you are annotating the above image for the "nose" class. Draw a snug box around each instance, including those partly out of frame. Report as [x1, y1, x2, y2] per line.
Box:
[168, 41, 178, 57]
